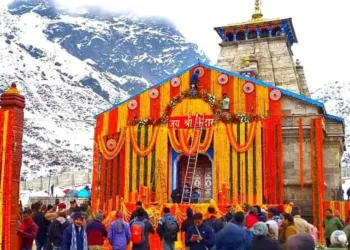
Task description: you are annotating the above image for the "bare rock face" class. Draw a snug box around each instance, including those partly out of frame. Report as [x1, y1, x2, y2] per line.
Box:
[0, 0, 208, 179]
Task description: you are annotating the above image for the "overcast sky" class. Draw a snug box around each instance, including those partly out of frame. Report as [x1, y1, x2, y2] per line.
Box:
[6, 0, 350, 90]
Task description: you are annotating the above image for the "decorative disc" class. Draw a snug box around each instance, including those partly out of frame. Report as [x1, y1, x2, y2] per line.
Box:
[194, 67, 205, 77]
[171, 77, 181, 87]
[270, 89, 282, 101]
[149, 88, 159, 99]
[217, 74, 229, 85]
[243, 82, 255, 94]
[106, 139, 117, 150]
[128, 99, 138, 110]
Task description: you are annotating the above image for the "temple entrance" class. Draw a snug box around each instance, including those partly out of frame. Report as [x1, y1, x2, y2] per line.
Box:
[177, 154, 213, 202]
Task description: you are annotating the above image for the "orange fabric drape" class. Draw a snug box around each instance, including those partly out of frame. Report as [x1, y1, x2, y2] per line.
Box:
[225, 121, 257, 153]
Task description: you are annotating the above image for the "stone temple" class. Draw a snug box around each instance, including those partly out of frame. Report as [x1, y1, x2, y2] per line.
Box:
[214, 0, 345, 216]
[91, 0, 345, 223]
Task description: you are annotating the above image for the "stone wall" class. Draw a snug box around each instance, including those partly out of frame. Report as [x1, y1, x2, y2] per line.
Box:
[281, 97, 344, 216]
[216, 36, 308, 95]
[20, 172, 92, 191]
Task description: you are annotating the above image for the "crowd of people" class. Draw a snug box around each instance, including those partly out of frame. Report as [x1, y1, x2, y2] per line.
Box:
[17, 199, 350, 250]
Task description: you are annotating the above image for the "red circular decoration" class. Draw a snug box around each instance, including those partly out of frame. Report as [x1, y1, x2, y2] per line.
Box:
[194, 67, 205, 77]
[171, 77, 181, 87]
[128, 99, 138, 110]
[217, 74, 229, 85]
[243, 82, 255, 94]
[149, 88, 159, 99]
[106, 139, 117, 150]
[270, 89, 282, 101]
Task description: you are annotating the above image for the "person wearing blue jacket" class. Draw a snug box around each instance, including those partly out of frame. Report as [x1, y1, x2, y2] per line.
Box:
[62, 213, 88, 250]
[186, 213, 215, 250]
[191, 188, 200, 204]
[215, 222, 250, 250]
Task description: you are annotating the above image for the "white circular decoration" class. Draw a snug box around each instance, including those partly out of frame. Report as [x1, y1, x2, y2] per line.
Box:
[217, 74, 229, 85]
[243, 82, 255, 94]
[128, 99, 138, 110]
[171, 77, 181, 87]
[194, 67, 205, 77]
[149, 88, 159, 99]
[270, 89, 282, 101]
[106, 139, 117, 150]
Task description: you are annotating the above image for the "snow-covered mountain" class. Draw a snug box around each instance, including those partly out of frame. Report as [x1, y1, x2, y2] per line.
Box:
[0, 0, 208, 179]
[312, 82, 350, 165]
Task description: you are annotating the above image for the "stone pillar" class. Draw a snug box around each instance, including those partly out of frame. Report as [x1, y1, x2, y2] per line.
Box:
[0, 83, 25, 250]
[295, 59, 311, 97]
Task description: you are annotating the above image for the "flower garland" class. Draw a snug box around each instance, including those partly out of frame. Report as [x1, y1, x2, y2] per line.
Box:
[225, 121, 257, 153]
[98, 129, 126, 160]
[129, 126, 160, 157]
[128, 90, 263, 126]
[168, 128, 213, 156]
[298, 118, 304, 199]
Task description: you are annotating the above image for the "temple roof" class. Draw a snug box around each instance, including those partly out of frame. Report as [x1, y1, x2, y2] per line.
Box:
[96, 62, 343, 124]
[213, 0, 298, 46]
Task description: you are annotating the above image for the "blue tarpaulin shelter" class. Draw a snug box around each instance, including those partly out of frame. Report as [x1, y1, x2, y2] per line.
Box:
[77, 188, 91, 198]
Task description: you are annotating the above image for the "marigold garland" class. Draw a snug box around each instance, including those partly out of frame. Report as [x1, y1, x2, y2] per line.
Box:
[168, 128, 213, 156]
[129, 126, 160, 157]
[98, 129, 126, 160]
[225, 121, 257, 153]
[298, 118, 304, 199]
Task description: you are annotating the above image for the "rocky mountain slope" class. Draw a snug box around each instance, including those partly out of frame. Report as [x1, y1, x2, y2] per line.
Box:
[0, 0, 207, 179]
[312, 82, 350, 166]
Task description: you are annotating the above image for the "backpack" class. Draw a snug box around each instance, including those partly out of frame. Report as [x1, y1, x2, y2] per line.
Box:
[131, 219, 146, 245]
[162, 217, 178, 242]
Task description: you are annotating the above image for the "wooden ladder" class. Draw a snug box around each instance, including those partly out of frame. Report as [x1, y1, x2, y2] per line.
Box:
[181, 114, 205, 204]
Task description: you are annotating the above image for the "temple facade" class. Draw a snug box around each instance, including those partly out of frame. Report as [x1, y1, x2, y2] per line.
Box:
[91, 1, 345, 221]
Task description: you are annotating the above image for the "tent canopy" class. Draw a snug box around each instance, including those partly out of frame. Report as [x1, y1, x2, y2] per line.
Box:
[77, 188, 91, 198]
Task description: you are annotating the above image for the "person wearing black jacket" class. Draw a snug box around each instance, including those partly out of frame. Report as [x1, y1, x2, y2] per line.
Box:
[130, 201, 149, 221]
[48, 209, 70, 250]
[33, 203, 51, 250]
[181, 207, 194, 233]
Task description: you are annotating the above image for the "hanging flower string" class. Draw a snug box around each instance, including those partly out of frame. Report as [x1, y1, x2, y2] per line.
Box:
[129, 90, 264, 126]
[168, 128, 213, 156]
[225, 121, 258, 153]
[129, 126, 160, 157]
[298, 118, 304, 199]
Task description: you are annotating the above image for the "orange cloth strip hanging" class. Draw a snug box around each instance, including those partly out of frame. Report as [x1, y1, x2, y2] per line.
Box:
[225, 121, 257, 153]
[98, 128, 126, 160]
[130, 126, 160, 157]
[298, 118, 304, 199]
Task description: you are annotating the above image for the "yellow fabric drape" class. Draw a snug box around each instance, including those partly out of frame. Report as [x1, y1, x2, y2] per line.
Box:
[248, 122, 254, 204]
[155, 126, 169, 202]
[255, 121, 263, 204]
[124, 126, 131, 202]
[213, 123, 230, 201]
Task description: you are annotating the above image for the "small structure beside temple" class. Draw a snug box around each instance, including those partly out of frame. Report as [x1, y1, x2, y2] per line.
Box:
[0, 83, 25, 250]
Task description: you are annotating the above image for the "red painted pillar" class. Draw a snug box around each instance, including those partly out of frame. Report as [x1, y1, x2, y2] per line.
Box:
[0, 83, 25, 250]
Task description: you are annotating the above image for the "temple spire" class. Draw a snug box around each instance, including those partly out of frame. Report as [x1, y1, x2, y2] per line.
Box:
[252, 0, 263, 20]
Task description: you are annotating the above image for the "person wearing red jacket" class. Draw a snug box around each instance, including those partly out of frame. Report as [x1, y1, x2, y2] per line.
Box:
[18, 209, 39, 250]
[86, 211, 107, 250]
[245, 207, 259, 229]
